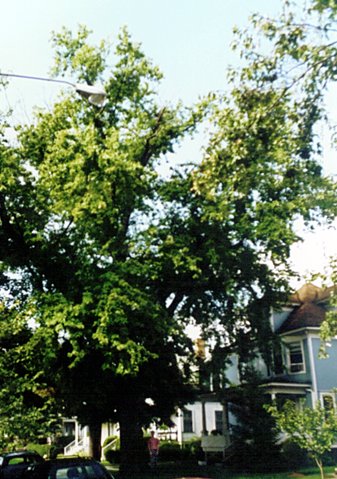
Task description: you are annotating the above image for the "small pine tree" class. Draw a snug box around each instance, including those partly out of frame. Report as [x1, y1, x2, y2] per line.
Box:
[228, 368, 281, 471]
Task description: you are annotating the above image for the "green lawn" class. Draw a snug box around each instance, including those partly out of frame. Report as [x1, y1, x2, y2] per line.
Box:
[105, 461, 335, 479]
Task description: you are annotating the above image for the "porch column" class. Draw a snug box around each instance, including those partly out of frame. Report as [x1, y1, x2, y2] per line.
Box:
[75, 420, 79, 448]
[201, 400, 208, 435]
[222, 402, 229, 440]
[177, 408, 183, 444]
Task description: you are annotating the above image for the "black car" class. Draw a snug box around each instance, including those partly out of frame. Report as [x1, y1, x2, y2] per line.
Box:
[0, 451, 44, 479]
[25, 457, 114, 479]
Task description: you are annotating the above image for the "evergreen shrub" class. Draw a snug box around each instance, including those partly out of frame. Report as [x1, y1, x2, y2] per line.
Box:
[102, 435, 119, 448]
[105, 449, 121, 464]
[158, 441, 187, 461]
[280, 440, 310, 469]
[182, 438, 203, 460]
[103, 435, 120, 463]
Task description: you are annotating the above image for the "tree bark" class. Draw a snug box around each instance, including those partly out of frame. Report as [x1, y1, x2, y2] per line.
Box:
[119, 406, 147, 476]
[315, 457, 325, 479]
[88, 422, 102, 460]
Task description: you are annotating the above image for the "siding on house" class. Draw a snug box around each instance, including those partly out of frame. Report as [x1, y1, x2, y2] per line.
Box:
[173, 284, 337, 444]
[313, 336, 337, 390]
[179, 400, 226, 440]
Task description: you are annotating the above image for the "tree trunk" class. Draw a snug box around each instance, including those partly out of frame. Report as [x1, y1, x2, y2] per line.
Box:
[119, 407, 147, 476]
[315, 457, 325, 479]
[88, 422, 102, 460]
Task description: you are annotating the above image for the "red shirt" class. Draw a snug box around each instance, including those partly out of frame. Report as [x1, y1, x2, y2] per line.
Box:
[148, 436, 160, 451]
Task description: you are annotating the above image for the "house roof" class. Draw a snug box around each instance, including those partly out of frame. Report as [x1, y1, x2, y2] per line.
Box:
[277, 283, 335, 334]
[277, 302, 326, 334]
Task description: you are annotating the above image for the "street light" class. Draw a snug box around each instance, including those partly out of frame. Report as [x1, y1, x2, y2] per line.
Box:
[0, 72, 107, 107]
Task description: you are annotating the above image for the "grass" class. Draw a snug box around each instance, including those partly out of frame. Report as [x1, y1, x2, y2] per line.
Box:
[104, 461, 336, 479]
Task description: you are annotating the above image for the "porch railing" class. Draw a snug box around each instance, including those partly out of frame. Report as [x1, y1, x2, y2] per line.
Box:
[64, 437, 87, 456]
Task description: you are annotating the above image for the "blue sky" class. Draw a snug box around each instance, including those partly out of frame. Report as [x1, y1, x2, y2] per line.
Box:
[0, 0, 336, 282]
[1, 0, 283, 110]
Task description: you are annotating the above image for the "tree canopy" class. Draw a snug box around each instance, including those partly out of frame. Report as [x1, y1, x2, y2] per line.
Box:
[0, 0, 336, 471]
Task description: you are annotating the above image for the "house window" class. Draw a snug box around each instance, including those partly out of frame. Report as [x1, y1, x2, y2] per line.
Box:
[215, 410, 223, 433]
[286, 341, 304, 373]
[183, 410, 193, 433]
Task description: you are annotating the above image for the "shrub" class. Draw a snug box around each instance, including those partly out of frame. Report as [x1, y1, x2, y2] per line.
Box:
[103, 435, 120, 463]
[181, 438, 203, 460]
[280, 440, 310, 470]
[322, 448, 337, 466]
[102, 435, 119, 448]
[159, 441, 186, 461]
[105, 449, 121, 464]
[225, 440, 282, 472]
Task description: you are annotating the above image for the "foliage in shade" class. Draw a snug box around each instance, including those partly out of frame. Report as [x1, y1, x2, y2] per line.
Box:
[226, 369, 281, 472]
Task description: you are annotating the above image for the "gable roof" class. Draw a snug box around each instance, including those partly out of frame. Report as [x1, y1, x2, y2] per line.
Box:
[277, 302, 326, 334]
[276, 283, 337, 334]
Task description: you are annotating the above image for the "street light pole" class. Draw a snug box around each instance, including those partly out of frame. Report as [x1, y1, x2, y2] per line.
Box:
[0, 72, 107, 107]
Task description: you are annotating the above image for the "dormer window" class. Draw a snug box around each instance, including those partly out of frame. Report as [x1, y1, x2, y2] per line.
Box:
[286, 341, 305, 373]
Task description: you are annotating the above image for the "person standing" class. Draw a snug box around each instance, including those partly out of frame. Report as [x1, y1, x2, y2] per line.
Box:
[147, 431, 160, 468]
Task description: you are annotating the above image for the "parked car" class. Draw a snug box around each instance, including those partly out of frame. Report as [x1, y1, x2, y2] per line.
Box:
[25, 457, 114, 479]
[0, 451, 44, 479]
